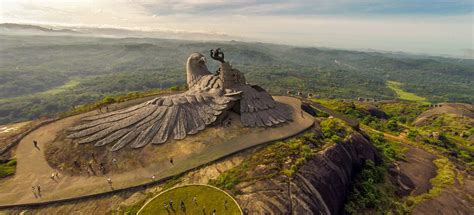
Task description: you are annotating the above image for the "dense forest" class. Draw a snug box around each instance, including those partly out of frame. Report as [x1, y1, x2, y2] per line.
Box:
[0, 35, 473, 124]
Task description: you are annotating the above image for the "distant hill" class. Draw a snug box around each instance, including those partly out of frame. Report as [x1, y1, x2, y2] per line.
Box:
[0, 23, 237, 41]
[0, 23, 80, 34]
[413, 103, 474, 126]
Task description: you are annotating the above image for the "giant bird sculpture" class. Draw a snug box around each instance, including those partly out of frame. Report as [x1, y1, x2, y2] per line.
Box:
[67, 49, 292, 151]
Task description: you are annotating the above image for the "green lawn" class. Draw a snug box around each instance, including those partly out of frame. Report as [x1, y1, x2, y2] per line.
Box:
[387, 81, 429, 104]
[138, 185, 241, 215]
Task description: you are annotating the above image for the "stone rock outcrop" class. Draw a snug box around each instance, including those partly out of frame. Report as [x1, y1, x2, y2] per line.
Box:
[365, 105, 388, 119]
[236, 131, 381, 214]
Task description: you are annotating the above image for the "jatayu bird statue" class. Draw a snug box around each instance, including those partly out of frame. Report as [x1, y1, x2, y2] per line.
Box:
[67, 49, 292, 151]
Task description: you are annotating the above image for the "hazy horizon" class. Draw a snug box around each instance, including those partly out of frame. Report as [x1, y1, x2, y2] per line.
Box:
[1, 0, 473, 58]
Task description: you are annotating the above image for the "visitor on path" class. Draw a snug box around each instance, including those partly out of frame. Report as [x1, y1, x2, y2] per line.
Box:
[224, 199, 228, 209]
[169, 199, 173, 208]
[180, 200, 185, 211]
[73, 160, 81, 169]
[37, 185, 41, 197]
[112, 158, 118, 166]
[54, 171, 59, 179]
[151, 174, 156, 181]
[107, 177, 112, 187]
[50, 173, 56, 181]
[32, 186, 37, 198]
[212, 209, 216, 215]
[91, 152, 96, 163]
[169, 157, 174, 165]
[193, 196, 198, 205]
[99, 162, 106, 174]
[88, 161, 96, 175]
[202, 206, 206, 214]
[163, 202, 168, 210]
[33, 140, 39, 150]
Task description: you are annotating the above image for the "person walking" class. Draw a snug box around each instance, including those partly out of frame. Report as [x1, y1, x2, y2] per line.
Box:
[180, 200, 185, 211]
[88, 161, 95, 175]
[169, 157, 174, 165]
[169, 199, 173, 208]
[193, 196, 198, 205]
[33, 140, 39, 149]
[32, 186, 37, 198]
[99, 162, 105, 175]
[112, 158, 118, 166]
[91, 152, 97, 163]
[107, 177, 112, 188]
[151, 174, 156, 181]
[37, 185, 41, 197]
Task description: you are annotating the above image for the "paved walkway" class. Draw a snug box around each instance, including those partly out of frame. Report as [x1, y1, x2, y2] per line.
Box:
[0, 96, 313, 207]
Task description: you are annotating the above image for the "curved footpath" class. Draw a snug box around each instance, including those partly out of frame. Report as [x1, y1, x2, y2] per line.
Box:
[0, 96, 313, 208]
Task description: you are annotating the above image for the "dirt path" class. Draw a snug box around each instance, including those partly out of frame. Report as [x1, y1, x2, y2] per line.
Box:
[0, 96, 313, 207]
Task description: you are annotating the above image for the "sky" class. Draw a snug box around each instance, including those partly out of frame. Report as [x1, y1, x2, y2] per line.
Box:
[0, 0, 473, 58]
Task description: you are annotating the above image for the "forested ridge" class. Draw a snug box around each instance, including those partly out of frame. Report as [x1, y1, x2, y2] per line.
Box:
[0, 35, 472, 124]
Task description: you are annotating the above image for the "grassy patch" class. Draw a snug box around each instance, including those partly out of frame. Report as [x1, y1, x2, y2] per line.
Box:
[368, 132, 407, 162]
[409, 114, 473, 170]
[320, 117, 354, 143]
[138, 185, 240, 215]
[209, 133, 322, 192]
[387, 81, 429, 104]
[0, 158, 16, 178]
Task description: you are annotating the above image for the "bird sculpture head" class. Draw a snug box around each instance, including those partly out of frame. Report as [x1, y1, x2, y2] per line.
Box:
[186, 53, 211, 87]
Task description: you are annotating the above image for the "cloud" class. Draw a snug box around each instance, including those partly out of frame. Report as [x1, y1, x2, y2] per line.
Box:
[137, 0, 473, 16]
[0, 0, 472, 57]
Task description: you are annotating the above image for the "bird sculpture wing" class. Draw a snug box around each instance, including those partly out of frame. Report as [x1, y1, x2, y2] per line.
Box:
[67, 89, 237, 151]
[236, 85, 293, 127]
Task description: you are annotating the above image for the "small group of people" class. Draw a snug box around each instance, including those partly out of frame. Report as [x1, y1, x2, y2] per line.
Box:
[163, 195, 226, 214]
[50, 171, 60, 182]
[164, 198, 188, 212]
[81, 153, 119, 177]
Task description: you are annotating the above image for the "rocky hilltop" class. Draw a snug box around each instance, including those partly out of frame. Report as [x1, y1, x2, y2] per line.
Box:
[236, 131, 380, 214]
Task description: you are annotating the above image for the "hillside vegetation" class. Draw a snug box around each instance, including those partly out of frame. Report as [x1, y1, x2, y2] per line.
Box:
[0, 35, 473, 124]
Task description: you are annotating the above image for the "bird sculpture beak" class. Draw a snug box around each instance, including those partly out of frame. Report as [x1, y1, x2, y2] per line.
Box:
[199, 56, 207, 64]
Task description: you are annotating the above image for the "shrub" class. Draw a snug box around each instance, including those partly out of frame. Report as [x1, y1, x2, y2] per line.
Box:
[320, 118, 352, 142]
[0, 159, 17, 178]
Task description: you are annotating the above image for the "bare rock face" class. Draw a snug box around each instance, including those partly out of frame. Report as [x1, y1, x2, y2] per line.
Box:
[236, 132, 381, 214]
[365, 105, 388, 119]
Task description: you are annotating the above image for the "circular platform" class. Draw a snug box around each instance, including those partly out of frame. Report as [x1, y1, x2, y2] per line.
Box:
[138, 184, 242, 215]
